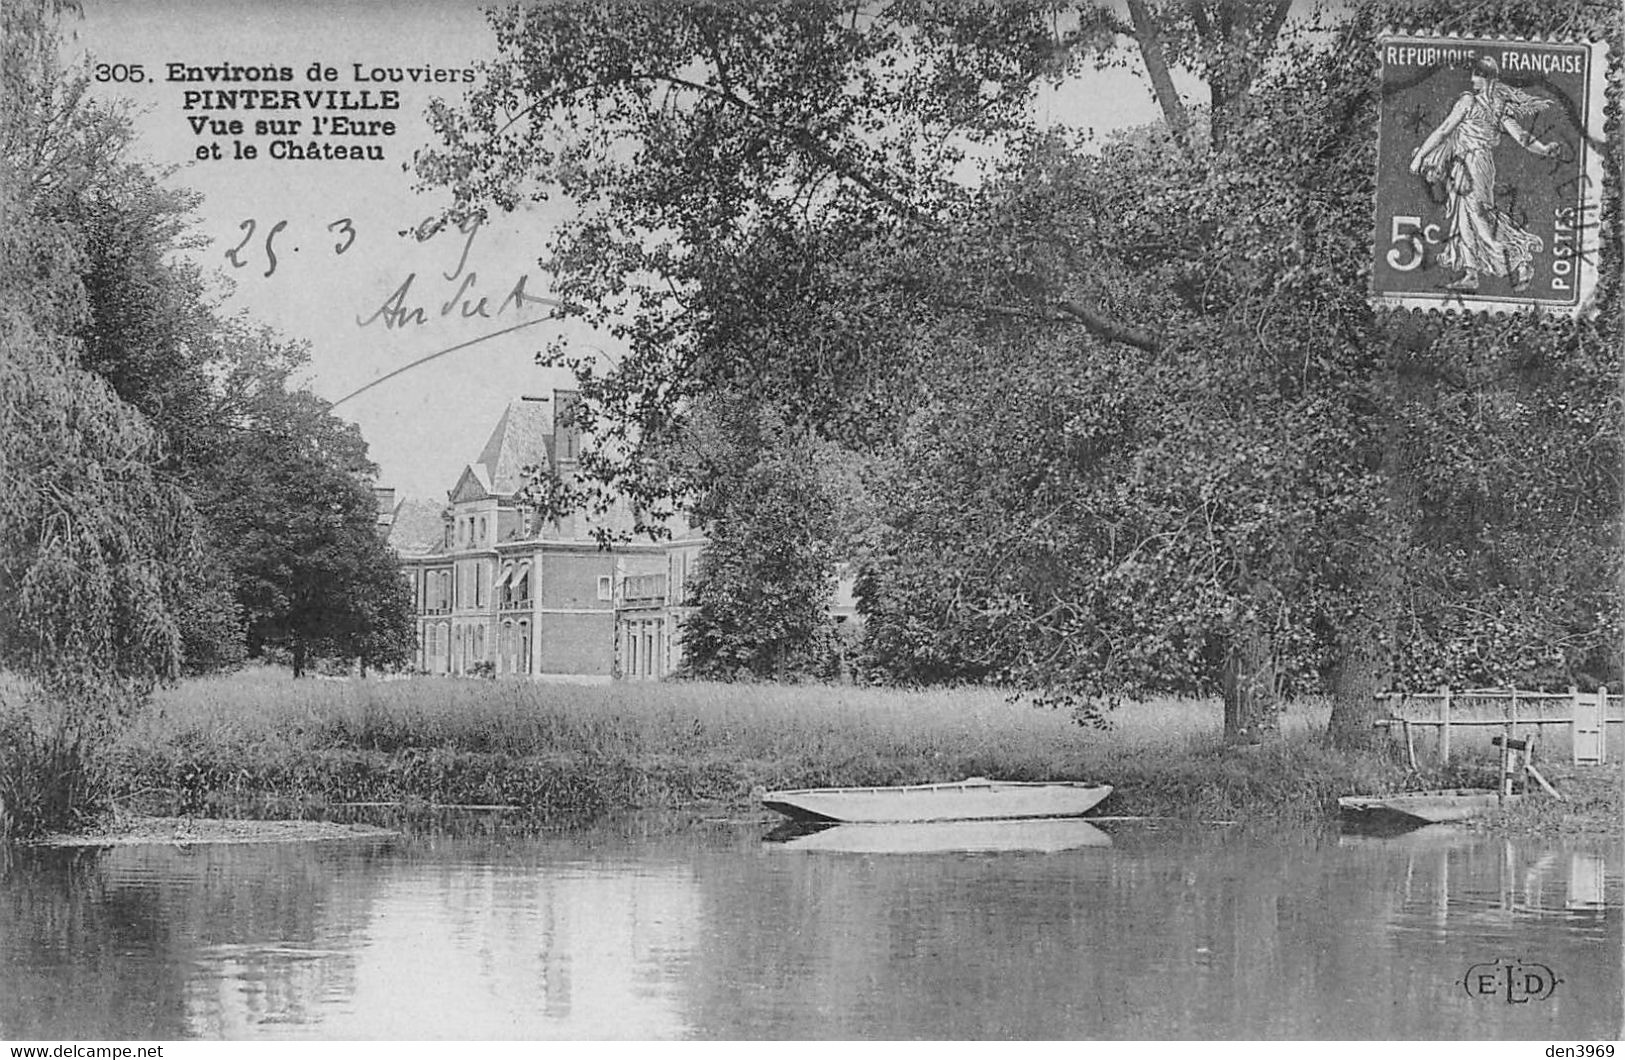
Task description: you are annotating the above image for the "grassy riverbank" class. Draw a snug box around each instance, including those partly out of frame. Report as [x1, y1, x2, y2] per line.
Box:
[8, 668, 1613, 834]
[91, 669, 1418, 823]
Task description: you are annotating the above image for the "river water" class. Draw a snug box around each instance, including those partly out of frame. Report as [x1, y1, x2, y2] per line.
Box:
[0, 814, 1618, 1040]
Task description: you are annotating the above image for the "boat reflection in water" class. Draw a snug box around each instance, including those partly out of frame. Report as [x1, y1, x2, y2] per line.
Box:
[1337, 820, 1613, 922]
[759, 777, 1112, 823]
[1336, 822, 1473, 847]
[764, 817, 1113, 855]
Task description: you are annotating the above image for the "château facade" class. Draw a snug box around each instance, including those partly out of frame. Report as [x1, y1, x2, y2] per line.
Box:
[388, 392, 704, 681]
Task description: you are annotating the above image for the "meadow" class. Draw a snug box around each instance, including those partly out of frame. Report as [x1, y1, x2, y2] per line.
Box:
[101, 668, 1423, 822]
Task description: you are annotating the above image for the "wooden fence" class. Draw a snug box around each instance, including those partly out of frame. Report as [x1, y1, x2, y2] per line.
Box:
[1372, 687, 1619, 766]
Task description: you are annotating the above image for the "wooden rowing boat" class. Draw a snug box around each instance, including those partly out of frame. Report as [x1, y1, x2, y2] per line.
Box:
[759, 777, 1113, 823]
[769, 818, 1113, 854]
[1336, 788, 1522, 824]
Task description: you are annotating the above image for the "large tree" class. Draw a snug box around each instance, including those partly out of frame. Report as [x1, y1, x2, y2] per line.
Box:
[420, 0, 1620, 737]
[0, 0, 224, 833]
[27, 59, 416, 680]
[675, 401, 842, 680]
[5, 0, 416, 692]
[194, 326, 415, 676]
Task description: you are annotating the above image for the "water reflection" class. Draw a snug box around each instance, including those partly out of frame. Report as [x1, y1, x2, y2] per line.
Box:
[765, 818, 1113, 854]
[185, 852, 699, 1038]
[0, 818, 1617, 1040]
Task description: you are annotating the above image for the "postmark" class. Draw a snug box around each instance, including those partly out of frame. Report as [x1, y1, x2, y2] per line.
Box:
[1373, 34, 1609, 317]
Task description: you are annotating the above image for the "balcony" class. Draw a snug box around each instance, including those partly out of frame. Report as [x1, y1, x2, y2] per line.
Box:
[618, 573, 667, 606]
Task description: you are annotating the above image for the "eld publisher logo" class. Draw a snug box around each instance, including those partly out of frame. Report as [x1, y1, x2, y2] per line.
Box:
[1461, 958, 1561, 1003]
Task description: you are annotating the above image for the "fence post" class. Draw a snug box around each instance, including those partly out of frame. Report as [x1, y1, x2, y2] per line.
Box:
[1592, 686, 1605, 760]
[1571, 685, 1580, 765]
[1439, 685, 1452, 764]
[1498, 734, 1512, 797]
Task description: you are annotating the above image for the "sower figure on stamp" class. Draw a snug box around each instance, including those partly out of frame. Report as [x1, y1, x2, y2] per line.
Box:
[1409, 55, 1558, 293]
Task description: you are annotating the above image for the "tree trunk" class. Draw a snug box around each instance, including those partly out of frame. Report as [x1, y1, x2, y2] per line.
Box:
[1125, 0, 1193, 157]
[1328, 365, 1413, 748]
[1329, 613, 1389, 749]
[1222, 625, 1281, 743]
[291, 641, 306, 678]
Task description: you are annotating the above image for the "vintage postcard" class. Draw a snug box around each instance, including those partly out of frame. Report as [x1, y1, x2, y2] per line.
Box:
[1, 0, 1619, 1048]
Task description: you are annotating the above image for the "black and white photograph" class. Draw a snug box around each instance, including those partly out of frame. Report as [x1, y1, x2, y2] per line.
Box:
[0, 0, 1620, 1045]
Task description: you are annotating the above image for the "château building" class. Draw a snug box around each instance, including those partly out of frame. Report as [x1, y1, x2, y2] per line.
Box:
[387, 392, 704, 681]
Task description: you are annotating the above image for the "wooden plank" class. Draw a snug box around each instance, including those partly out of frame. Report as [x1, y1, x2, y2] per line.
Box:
[1375, 717, 1586, 728]
[1572, 685, 1605, 766]
[1374, 690, 1575, 701]
[1528, 762, 1563, 800]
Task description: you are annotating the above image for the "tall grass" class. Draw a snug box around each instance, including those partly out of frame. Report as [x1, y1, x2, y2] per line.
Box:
[104, 668, 1389, 820]
[134, 668, 1334, 772]
[0, 676, 116, 840]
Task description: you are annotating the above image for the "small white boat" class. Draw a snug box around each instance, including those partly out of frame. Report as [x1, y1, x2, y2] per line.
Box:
[759, 777, 1113, 823]
[1337, 788, 1521, 824]
[771, 818, 1113, 854]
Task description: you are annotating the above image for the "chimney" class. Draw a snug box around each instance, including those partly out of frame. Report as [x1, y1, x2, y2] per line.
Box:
[373, 486, 396, 535]
[554, 389, 581, 463]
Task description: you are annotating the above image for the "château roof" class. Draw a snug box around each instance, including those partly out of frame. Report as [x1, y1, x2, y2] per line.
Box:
[383, 393, 707, 560]
[470, 398, 555, 497]
[387, 497, 450, 555]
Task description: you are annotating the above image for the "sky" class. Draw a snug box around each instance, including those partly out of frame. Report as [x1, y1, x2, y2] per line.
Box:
[65, 0, 1181, 501]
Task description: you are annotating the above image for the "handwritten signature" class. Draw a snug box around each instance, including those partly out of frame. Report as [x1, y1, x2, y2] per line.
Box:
[356, 216, 565, 329]
[330, 218, 573, 409]
[355, 270, 561, 329]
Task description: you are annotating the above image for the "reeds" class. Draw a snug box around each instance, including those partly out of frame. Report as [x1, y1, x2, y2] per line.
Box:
[96, 668, 1397, 820]
[136, 669, 1283, 770]
[0, 678, 114, 839]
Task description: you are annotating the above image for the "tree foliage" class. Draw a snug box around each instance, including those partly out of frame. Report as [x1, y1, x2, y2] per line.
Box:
[194, 328, 416, 675]
[3, 0, 415, 695]
[421, 0, 1620, 738]
[0, 0, 227, 833]
[674, 402, 841, 680]
[0, 0, 210, 701]
[17, 12, 416, 681]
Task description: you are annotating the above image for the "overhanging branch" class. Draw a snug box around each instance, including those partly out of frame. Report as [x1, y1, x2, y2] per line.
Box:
[941, 298, 1161, 353]
[1055, 299, 1161, 352]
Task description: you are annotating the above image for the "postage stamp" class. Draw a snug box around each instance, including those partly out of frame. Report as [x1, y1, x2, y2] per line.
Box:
[1372, 34, 1610, 316]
